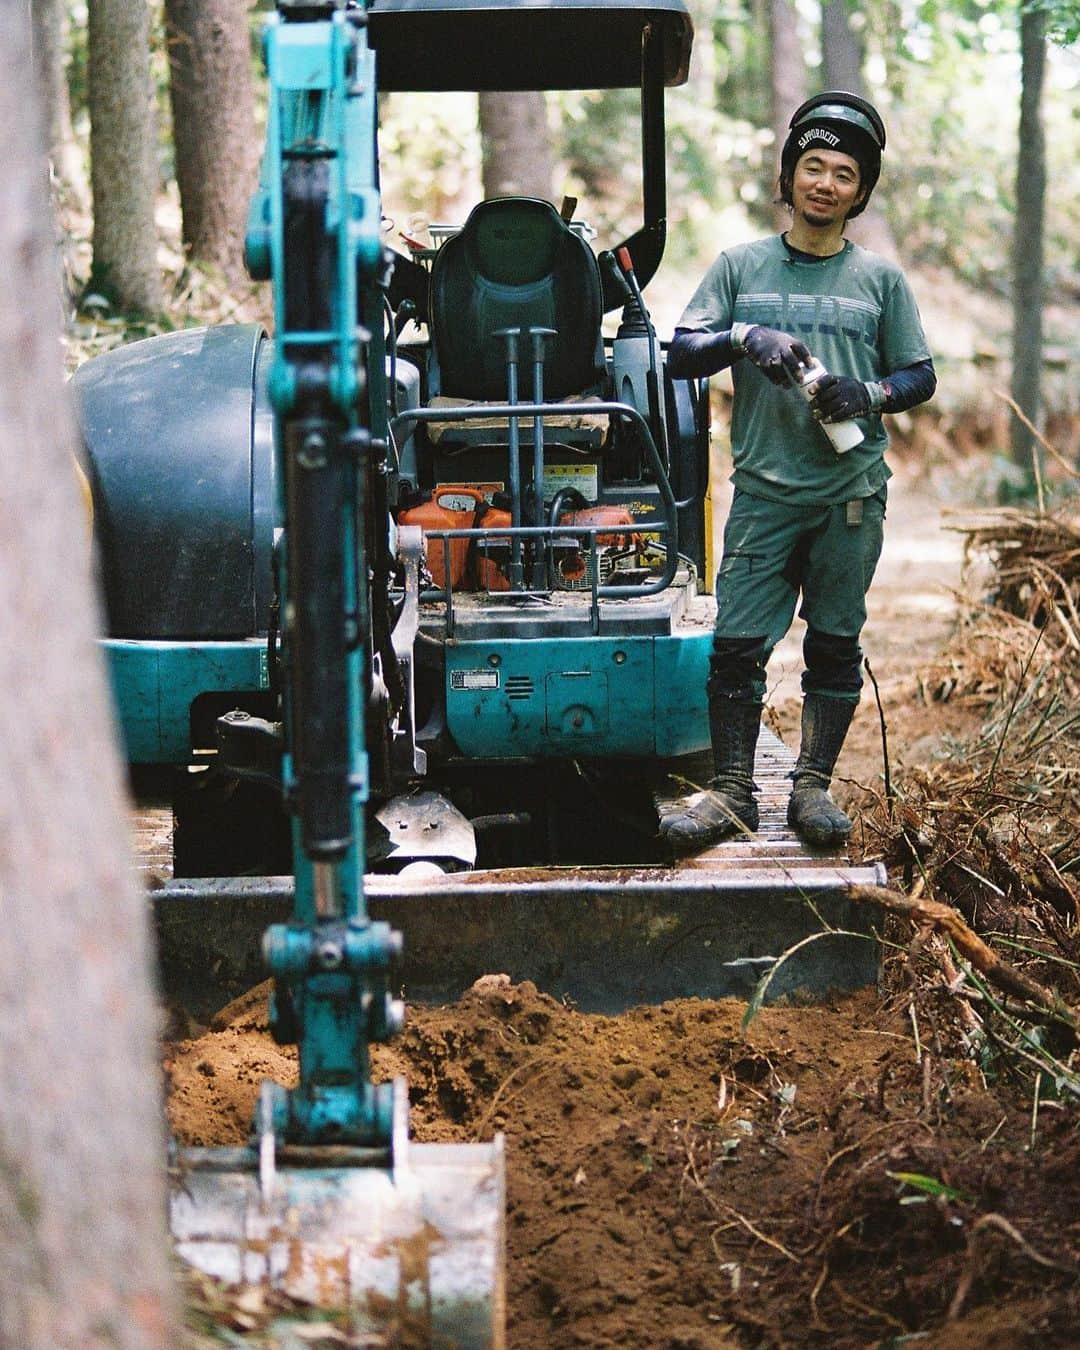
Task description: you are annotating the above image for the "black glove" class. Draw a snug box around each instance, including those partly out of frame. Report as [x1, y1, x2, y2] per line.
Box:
[809, 374, 871, 422]
[742, 326, 812, 387]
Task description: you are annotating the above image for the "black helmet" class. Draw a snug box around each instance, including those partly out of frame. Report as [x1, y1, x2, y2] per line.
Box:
[779, 91, 886, 219]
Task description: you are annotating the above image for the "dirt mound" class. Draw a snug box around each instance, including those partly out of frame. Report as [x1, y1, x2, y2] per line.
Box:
[167, 975, 1078, 1347]
[166, 481, 1080, 1346]
[166, 981, 296, 1147]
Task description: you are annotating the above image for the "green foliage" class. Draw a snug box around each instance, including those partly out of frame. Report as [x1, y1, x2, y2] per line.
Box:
[552, 86, 775, 265]
[1027, 0, 1080, 45]
[885, 1170, 974, 1205]
[709, 0, 774, 129]
[60, 0, 1077, 342]
[378, 93, 482, 232]
[551, 88, 641, 243]
[552, 0, 1079, 306]
[66, 2, 88, 133]
[868, 3, 1080, 301]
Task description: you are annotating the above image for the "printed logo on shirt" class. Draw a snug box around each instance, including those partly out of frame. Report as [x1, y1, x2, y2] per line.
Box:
[734, 293, 880, 350]
[734, 293, 785, 329]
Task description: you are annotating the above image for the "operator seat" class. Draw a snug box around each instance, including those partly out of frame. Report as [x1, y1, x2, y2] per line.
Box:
[426, 197, 606, 443]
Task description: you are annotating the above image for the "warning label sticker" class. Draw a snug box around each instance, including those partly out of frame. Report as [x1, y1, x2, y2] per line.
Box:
[435, 481, 504, 506]
[450, 669, 500, 691]
[542, 463, 598, 503]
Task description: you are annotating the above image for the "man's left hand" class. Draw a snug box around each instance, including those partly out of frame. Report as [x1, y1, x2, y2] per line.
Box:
[809, 374, 871, 422]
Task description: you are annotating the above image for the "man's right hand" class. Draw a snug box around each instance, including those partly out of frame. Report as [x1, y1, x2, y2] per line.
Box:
[742, 327, 812, 386]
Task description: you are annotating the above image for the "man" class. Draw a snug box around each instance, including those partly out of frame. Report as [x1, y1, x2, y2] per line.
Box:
[662, 91, 936, 851]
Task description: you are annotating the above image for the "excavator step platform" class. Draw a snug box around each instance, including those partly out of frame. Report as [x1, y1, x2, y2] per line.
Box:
[148, 729, 884, 1016]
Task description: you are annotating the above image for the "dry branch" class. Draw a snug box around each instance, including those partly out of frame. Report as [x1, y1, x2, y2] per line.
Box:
[846, 884, 1077, 1031]
[992, 388, 1080, 481]
[947, 1211, 1077, 1322]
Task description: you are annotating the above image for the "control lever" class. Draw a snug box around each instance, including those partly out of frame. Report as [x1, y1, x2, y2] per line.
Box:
[600, 249, 634, 304]
[494, 327, 525, 589]
[528, 327, 556, 587]
[393, 297, 417, 337]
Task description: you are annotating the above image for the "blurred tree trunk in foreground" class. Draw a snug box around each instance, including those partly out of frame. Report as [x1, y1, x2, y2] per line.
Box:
[88, 0, 162, 311]
[0, 8, 176, 1346]
[30, 0, 86, 197]
[30, 0, 87, 322]
[768, 0, 807, 232]
[820, 0, 896, 259]
[479, 92, 555, 203]
[1009, 6, 1046, 473]
[165, 0, 258, 276]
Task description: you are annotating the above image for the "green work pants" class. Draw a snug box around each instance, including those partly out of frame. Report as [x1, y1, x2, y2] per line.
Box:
[712, 486, 886, 701]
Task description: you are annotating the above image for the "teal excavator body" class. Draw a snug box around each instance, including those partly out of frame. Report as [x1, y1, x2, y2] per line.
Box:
[75, 0, 715, 890]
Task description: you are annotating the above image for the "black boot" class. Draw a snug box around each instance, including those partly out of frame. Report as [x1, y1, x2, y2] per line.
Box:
[787, 692, 856, 847]
[661, 697, 761, 852]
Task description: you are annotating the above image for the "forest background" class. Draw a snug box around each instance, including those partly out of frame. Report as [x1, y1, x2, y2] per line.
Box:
[42, 0, 1080, 484]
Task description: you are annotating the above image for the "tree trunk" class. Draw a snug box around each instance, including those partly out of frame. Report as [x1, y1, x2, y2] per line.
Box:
[29, 0, 75, 175]
[478, 91, 555, 202]
[88, 0, 162, 312]
[0, 8, 176, 1346]
[1009, 7, 1046, 472]
[31, 0, 88, 207]
[820, 0, 865, 94]
[687, 0, 716, 104]
[165, 0, 258, 275]
[767, 0, 807, 231]
[30, 0, 88, 321]
[819, 0, 897, 259]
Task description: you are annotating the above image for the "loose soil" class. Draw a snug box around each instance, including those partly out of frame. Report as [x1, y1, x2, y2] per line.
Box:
[169, 976, 1078, 1348]
[165, 461, 1079, 1347]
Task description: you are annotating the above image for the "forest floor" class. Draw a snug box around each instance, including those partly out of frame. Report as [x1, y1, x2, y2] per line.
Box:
[165, 453, 1080, 1348]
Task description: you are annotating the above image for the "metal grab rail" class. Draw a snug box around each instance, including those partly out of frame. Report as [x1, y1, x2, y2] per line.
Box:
[388, 398, 680, 602]
[419, 521, 675, 636]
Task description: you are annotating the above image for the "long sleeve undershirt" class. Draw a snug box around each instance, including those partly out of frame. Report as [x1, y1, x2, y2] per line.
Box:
[667, 327, 937, 415]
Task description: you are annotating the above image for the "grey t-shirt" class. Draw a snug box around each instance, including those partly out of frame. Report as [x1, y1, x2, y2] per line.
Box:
[678, 235, 931, 503]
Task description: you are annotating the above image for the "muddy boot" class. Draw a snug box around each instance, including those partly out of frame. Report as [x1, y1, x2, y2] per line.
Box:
[661, 698, 761, 852]
[787, 692, 856, 847]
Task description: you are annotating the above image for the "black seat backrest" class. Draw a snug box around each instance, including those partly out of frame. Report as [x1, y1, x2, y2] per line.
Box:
[429, 197, 604, 402]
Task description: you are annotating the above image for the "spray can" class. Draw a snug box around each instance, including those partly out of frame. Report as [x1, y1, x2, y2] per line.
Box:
[794, 358, 864, 454]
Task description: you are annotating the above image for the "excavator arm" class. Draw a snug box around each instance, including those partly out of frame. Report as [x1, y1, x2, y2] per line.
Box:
[168, 5, 505, 1338]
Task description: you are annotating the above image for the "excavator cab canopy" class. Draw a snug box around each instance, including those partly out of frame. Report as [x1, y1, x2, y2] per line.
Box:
[367, 0, 693, 300]
[367, 0, 693, 91]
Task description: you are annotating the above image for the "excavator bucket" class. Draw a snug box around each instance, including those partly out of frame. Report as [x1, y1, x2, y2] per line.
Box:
[171, 1084, 505, 1346]
[148, 729, 884, 1019]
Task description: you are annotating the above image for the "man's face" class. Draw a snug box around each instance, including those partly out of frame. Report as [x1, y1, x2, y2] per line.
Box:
[791, 148, 865, 227]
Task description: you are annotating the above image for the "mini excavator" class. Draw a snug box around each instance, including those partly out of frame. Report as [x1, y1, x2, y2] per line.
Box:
[73, 2, 884, 1339]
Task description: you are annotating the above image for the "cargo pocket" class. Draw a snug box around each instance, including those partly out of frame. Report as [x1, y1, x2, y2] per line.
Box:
[715, 551, 760, 634]
[860, 494, 887, 592]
